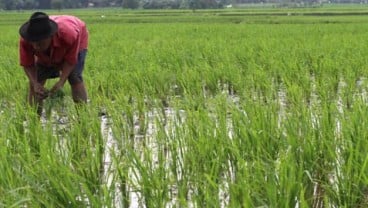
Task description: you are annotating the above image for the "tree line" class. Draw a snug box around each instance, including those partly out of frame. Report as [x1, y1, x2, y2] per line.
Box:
[0, 0, 365, 10]
[0, 0, 231, 10]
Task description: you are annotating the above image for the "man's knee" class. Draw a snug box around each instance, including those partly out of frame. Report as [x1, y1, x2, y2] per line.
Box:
[68, 71, 83, 85]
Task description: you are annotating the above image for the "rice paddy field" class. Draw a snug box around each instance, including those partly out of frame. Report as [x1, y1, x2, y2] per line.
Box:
[2, 5, 368, 207]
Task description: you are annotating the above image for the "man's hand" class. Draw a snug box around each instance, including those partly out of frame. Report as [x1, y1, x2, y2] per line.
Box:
[33, 83, 48, 100]
[24, 66, 48, 100]
[50, 80, 65, 95]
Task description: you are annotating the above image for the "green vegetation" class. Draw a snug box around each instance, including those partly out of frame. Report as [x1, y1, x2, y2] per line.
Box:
[2, 7, 368, 207]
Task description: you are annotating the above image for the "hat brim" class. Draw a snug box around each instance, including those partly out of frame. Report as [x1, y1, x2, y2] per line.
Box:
[19, 19, 58, 42]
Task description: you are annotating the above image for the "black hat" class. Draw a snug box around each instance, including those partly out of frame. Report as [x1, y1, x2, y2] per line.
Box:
[19, 12, 58, 42]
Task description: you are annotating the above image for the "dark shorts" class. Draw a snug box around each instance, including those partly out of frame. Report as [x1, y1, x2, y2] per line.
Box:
[36, 49, 87, 85]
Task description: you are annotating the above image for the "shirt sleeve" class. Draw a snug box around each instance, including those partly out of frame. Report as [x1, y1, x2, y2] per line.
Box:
[19, 39, 35, 67]
[63, 30, 81, 66]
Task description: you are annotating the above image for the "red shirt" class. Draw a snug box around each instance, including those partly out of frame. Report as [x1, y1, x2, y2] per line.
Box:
[19, 15, 88, 67]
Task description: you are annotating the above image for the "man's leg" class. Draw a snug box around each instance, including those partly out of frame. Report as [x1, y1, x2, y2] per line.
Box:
[69, 49, 88, 104]
[71, 82, 87, 103]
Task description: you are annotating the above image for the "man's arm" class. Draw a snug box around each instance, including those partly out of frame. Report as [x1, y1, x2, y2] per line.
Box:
[50, 62, 75, 94]
[23, 66, 38, 85]
[23, 66, 47, 96]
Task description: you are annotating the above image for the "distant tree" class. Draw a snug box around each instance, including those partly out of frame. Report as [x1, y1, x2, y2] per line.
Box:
[189, 0, 200, 10]
[90, 0, 110, 7]
[37, 0, 51, 8]
[144, 0, 180, 9]
[116, 0, 124, 6]
[2, 0, 17, 10]
[79, 0, 89, 7]
[200, 0, 219, 8]
[122, 0, 139, 8]
[15, 0, 24, 10]
[188, 0, 220, 9]
[23, 0, 37, 9]
[51, 0, 63, 10]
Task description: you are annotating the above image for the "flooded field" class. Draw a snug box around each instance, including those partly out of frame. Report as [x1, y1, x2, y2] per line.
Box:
[2, 7, 368, 207]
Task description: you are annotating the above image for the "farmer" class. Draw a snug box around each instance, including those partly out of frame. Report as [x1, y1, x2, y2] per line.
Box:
[19, 11, 88, 115]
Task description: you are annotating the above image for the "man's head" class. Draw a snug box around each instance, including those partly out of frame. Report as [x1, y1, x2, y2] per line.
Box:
[19, 12, 58, 51]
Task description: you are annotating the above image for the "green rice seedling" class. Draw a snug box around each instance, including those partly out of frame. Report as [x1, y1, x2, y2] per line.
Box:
[266, 99, 316, 207]
[23, 160, 84, 207]
[42, 89, 66, 119]
[178, 110, 217, 206]
[68, 107, 105, 195]
[335, 97, 368, 207]
[106, 96, 152, 206]
[0, 114, 29, 207]
[130, 142, 171, 207]
[233, 103, 285, 206]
